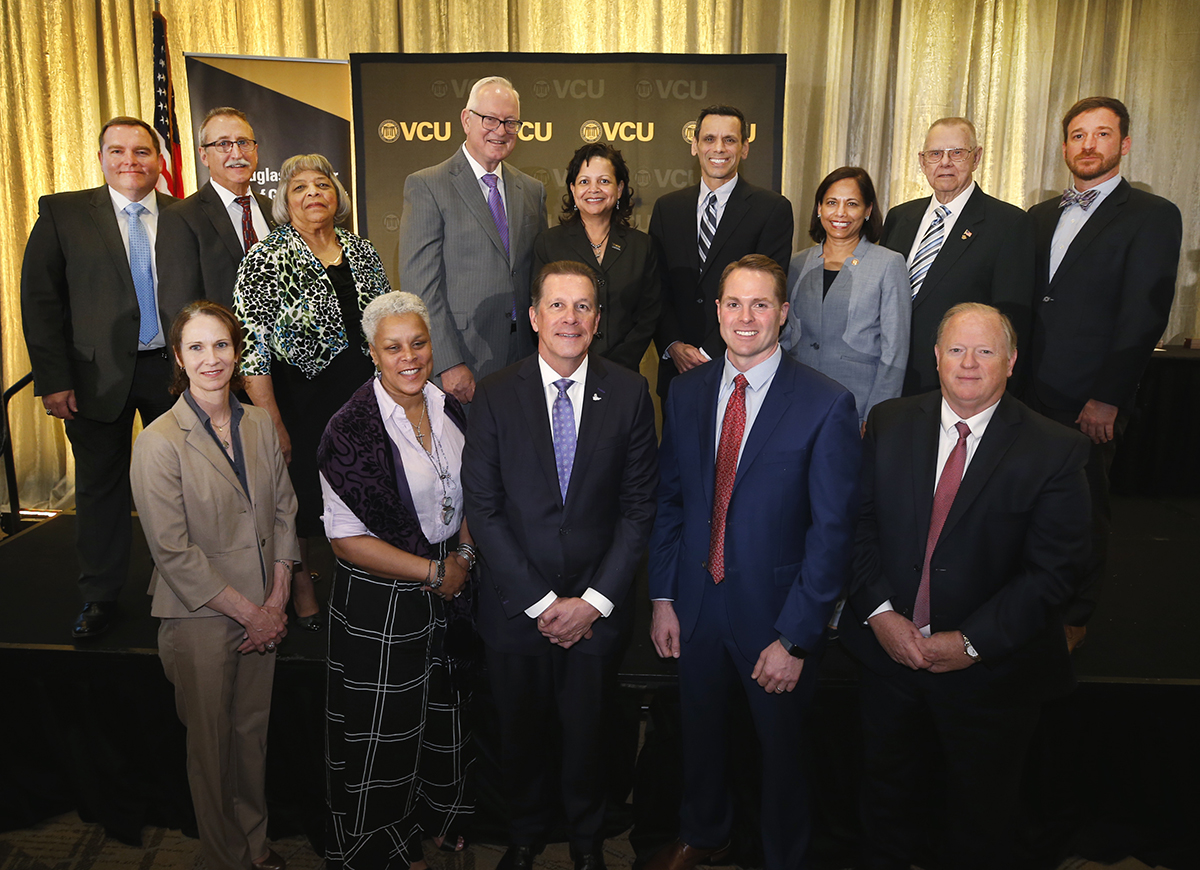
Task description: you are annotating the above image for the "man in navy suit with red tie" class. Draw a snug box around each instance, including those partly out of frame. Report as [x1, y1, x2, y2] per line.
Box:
[1026, 96, 1182, 649]
[841, 303, 1091, 869]
[646, 254, 860, 870]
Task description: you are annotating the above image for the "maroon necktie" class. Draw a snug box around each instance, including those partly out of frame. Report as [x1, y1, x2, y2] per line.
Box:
[913, 421, 970, 629]
[708, 374, 748, 583]
[235, 195, 258, 252]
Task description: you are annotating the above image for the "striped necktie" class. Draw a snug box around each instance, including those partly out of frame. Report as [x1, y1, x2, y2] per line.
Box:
[908, 205, 950, 299]
[698, 191, 718, 263]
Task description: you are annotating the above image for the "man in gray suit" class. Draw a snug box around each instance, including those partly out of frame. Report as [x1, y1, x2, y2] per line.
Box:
[400, 75, 547, 404]
[21, 117, 177, 638]
[158, 106, 274, 315]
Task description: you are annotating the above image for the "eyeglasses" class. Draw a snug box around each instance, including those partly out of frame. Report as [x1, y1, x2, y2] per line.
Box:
[919, 148, 976, 165]
[201, 138, 258, 153]
[469, 109, 521, 134]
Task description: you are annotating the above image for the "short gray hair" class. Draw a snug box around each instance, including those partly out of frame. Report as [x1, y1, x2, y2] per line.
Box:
[926, 117, 979, 150]
[198, 107, 251, 147]
[272, 153, 352, 225]
[936, 302, 1017, 357]
[362, 291, 432, 347]
[466, 76, 520, 112]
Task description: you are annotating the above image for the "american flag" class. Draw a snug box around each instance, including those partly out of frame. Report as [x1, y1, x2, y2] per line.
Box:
[152, 10, 184, 197]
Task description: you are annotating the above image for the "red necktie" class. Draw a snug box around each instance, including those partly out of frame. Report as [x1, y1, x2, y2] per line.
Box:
[913, 421, 971, 629]
[235, 195, 258, 252]
[708, 374, 748, 583]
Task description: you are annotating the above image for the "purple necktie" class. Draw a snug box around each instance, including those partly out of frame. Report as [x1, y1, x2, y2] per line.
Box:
[1059, 188, 1100, 211]
[481, 173, 510, 256]
[551, 378, 576, 501]
[913, 421, 970, 630]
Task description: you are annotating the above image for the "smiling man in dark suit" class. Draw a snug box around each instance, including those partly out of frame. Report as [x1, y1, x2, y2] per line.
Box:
[650, 105, 793, 397]
[1027, 96, 1182, 649]
[647, 254, 860, 870]
[842, 303, 1091, 870]
[21, 116, 177, 638]
[158, 107, 274, 315]
[463, 260, 658, 870]
[880, 117, 1034, 396]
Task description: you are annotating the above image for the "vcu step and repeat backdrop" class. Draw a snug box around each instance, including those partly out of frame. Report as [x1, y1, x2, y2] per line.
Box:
[351, 52, 786, 287]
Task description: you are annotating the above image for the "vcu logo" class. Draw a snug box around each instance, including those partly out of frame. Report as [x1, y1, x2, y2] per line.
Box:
[579, 120, 655, 143]
[379, 120, 453, 142]
[517, 122, 553, 142]
[533, 79, 605, 99]
[638, 80, 709, 100]
[431, 79, 477, 99]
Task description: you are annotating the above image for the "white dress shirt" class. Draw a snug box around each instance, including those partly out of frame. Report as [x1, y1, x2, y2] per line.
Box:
[525, 353, 615, 620]
[461, 143, 508, 214]
[713, 344, 783, 464]
[108, 186, 164, 349]
[904, 182, 976, 267]
[319, 377, 465, 545]
[1049, 173, 1123, 280]
[868, 395, 1001, 631]
[209, 178, 270, 251]
[696, 173, 740, 230]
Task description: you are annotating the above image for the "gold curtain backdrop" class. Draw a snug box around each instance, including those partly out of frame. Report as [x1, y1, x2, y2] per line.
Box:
[1, 0, 1197, 509]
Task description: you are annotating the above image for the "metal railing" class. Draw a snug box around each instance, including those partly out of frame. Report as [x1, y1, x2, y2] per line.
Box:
[2, 372, 35, 535]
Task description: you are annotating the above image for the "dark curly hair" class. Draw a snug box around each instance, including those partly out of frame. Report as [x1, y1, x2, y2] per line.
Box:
[558, 142, 634, 227]
[168, 300, 247, 397]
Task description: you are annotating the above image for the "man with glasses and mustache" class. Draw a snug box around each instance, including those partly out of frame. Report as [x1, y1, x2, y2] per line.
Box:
[880, 117, 1034, 396]
[159, 107, 274, 315]
[401, 75, 547, 405]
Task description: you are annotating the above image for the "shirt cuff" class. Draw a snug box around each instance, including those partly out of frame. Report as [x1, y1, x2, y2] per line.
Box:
[582, 587, 615, 618]
[525, 591, 557, 618]
[867, 599, 894, 622]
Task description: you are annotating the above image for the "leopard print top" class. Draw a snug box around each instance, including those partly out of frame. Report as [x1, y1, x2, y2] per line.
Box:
[233, 224, 391, 378]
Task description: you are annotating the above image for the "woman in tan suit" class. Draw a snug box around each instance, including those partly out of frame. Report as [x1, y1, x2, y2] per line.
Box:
[131, 300, 300, 870]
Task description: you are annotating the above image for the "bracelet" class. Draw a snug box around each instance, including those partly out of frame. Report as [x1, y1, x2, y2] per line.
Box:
[429, 559, 445, 589]
[456, 542, 477, 571]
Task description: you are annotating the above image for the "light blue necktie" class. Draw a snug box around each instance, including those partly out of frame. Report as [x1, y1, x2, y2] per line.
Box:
[908, 204, 950, 299]
[124, 202, 158, 344]
[551, 378, 576, 501]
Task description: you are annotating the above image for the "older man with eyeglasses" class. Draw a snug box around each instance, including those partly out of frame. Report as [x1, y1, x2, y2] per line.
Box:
[879, 117, 1035, 396]
[400, 75, 547, 405]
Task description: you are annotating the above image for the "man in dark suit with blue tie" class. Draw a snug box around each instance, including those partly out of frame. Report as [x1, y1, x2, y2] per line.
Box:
[21, 116, 178, 638]
[646, 254, 861, 870]
[463, 260, 658, 870]
[841, 303, 1091, 869]
[1026, 96, 1182, 648]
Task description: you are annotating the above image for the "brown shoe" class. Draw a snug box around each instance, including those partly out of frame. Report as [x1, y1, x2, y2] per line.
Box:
[252, 849, 286, 870]
[644, 839, 731, 870]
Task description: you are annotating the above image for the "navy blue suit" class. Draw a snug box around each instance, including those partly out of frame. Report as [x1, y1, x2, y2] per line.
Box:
[648, 351, 860, 869]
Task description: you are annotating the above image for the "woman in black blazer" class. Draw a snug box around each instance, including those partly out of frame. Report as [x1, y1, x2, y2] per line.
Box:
[533, 143, 661, 371]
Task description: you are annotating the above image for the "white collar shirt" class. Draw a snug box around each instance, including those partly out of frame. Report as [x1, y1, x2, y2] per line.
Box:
[714, 344, 783, 465]
[209, 179, 271, 251]
[905, 181, 976, 266]
[1049, 173, 1123, 280]
[108, 186, 164, 349]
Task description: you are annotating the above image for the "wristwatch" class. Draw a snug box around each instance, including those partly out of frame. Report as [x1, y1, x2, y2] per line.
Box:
[961, 633, 981, 662]
[779, 636, 808, 660]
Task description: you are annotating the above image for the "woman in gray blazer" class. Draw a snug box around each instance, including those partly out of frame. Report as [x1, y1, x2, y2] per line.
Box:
[131, 300, 299, 870]
[782, 167, 910, 425]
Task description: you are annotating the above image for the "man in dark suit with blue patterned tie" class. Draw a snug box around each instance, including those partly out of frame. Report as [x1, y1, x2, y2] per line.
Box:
[21, 116, 177, 638]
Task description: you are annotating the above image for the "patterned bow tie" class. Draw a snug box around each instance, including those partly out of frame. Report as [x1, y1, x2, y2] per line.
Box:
[1059, 188, 1100, 211]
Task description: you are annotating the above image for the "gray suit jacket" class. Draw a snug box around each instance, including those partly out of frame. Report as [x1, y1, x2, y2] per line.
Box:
[20, 185, 177, 423]
[781, 237, 910, 423]
[158, 180, 275, 315]
[399, 148, 547, 382]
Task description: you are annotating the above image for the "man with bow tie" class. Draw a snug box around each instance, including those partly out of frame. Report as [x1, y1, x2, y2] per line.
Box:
[1026, 96, 1182, 649]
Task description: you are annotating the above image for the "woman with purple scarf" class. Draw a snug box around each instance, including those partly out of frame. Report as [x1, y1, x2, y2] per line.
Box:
[317, 291, 475, 870]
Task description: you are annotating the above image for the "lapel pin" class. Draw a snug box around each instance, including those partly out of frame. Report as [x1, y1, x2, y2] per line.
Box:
[850, 258, 859, 266]
[611, 243, 622, 251]
[962, 229, 973, 239]
[592, 392, 602, 401]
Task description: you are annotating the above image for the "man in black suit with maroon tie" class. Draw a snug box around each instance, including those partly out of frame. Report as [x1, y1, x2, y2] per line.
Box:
[1026, 96, 1182, 649]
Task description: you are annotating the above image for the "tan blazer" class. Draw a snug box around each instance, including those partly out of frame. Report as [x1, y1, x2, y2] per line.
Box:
[131, 395, 300, 619]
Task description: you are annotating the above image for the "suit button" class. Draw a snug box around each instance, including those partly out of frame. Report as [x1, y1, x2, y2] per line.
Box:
[1042, 296, 1052, 302]
[695, 298, 703, 304]
[595, 331, 604, 339]
[597, 278, 607, 287]
[811, 342, 820, 350]
[559, 527, 570, 536]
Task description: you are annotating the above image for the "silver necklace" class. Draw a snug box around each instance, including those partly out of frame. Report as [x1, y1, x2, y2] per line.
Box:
[413, 393, 455, 525]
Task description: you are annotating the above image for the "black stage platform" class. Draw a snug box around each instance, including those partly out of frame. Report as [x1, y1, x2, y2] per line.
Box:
[2, 497, 1197, 868]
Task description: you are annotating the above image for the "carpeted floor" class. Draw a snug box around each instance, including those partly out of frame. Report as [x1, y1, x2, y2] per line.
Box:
[0, 814, 1178, 870]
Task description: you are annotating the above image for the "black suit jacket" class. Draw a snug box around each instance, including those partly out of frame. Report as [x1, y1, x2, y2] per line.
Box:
[20, 185, 177, 423]
[462, 353, 659, 656]
[842, 391, 1091, 702]
[649, 177, 793, 395]
[158, 180, 276, 315]
[880, 186, 1035, 395]
[532, 220, 662, 371]
[1027, 178, 1182, 413]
